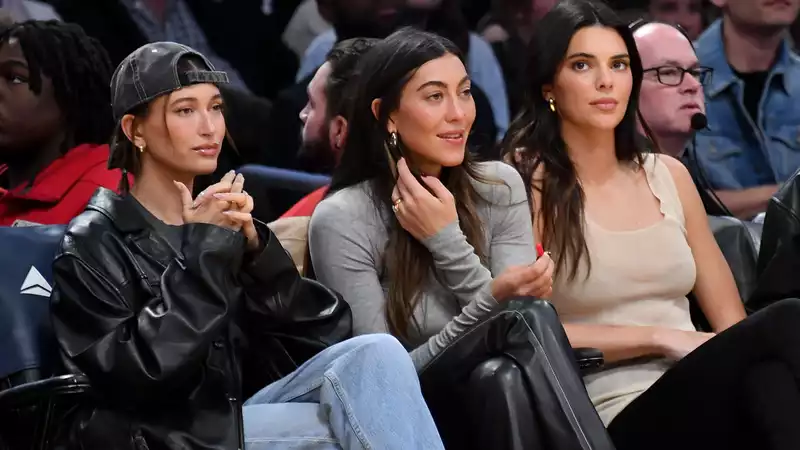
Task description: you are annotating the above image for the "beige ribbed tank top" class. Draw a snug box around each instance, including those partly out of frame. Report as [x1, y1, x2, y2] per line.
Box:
[549, 154, 697, 426]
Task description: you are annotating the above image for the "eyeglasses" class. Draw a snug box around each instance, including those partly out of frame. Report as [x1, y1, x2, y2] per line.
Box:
[643, 66, 713, 87]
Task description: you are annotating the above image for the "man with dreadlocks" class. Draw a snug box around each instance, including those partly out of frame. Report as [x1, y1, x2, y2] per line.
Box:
[0, 20, 125, 226]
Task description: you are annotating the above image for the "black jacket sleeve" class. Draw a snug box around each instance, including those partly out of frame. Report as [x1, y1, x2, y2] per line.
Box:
[51, 223, 246, 396]
[238, 220, 304, 323]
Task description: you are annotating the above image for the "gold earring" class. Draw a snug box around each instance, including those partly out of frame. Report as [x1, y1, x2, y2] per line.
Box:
[137, 144, 145, 153]
[548, 98, 556, 112]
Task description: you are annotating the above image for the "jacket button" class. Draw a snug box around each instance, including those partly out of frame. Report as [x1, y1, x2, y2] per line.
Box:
[213, 341, 224, 349]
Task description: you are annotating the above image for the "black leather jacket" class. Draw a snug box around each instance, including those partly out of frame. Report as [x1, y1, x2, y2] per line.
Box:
[752, 168, 800, 309]
[50, 188, 307, 450]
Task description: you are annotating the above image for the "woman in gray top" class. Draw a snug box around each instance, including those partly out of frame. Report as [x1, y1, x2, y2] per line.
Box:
[308, 27, 554, 370]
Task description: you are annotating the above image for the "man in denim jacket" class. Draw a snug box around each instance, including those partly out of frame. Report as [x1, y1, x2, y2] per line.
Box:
[694, 0, 800, 219]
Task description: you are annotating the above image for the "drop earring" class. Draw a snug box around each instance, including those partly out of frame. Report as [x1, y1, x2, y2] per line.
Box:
[389, 131, 398, 149]
[548, 98, 556, 112]
[137, 144, 145, 153]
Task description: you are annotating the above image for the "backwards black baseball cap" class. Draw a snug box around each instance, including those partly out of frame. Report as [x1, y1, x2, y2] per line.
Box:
[107, 42, 229, 172]
[109, 41, 229, 123]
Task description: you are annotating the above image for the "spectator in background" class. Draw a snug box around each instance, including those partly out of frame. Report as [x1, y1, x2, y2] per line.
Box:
[633, 20, 733, 216]
[0, 0, 60, 22]
[634, 21, 709, 159]
[0, 21, 123, 226]
[694, 0, 800, 219]
[646, 0, 704, 40]
[260, 0, 407, 173]
[283, 0, 332, 59]
[299, 0, 510, 138]
[478, 0, 558, 117]
[283, 37, 378, 218]
[50, 0, 296, 99]
[297, 0, 407, 78]
[268, 37, 376, 274]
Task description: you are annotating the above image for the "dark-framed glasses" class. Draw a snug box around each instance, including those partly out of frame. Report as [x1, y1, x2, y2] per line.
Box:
[643, 66, 713, 87]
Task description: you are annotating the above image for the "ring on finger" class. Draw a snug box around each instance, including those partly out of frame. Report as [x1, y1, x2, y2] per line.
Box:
[392, 198, 403, 213]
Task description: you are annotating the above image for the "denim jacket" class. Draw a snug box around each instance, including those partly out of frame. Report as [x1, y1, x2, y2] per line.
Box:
[694, 19, 800, 190]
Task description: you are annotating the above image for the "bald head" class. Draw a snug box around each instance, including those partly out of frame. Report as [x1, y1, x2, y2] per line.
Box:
[634, 22, 705, 156]
[633, 22, 694, 71]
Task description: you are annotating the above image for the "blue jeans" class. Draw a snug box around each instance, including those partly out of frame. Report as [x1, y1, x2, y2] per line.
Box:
[243, 334, 445, 450]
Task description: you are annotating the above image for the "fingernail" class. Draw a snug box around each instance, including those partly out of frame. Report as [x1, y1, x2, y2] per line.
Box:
[222, 210, 232, 215]
[536, 243, 544, 258]
[213, 193, 225, 199]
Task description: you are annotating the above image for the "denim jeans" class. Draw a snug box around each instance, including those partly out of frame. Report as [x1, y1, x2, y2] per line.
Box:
[243, 334, 445, 450]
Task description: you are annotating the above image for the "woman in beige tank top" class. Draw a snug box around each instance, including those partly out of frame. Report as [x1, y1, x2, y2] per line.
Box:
[503, 1, 800, 449]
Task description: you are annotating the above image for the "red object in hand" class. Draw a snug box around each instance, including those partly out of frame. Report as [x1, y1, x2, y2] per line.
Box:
[536, 243, 544, 258]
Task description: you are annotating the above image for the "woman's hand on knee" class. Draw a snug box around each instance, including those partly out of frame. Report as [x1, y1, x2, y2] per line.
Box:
[654, 328, 716, 361]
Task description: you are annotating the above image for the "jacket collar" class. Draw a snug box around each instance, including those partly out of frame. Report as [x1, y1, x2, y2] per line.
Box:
[86, 187, 150, 234]
[0, 144, 111, 203]
[696, 19, 800, 99]
[87, 187, 184, 268]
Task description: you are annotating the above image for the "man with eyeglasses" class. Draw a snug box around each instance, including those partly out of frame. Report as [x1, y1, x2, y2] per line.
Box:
[692, 0, 800, 219]
[634, 21, 736, 217]
[634, 21, 711, 158]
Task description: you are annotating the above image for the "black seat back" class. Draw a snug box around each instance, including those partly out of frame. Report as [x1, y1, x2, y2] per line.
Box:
[690, 216, 760, 330]
[708, 216, 760, 303]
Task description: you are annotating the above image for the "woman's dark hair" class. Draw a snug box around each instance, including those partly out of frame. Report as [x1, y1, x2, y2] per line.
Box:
[501, 0, 653, 281]
[324, 37, 379, 119]
[109, 56, 226, 193]
[328, 27, 487, 341]
[0, 20, 114, 151]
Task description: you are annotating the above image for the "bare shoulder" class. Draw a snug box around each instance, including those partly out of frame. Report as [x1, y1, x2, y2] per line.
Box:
[653, 153, 694, 192]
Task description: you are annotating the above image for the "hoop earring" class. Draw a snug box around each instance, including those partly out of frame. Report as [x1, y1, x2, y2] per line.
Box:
[548, 98, 556, 112]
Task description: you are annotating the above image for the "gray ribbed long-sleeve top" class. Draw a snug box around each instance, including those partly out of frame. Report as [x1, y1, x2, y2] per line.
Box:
[308, 161, 536, 369]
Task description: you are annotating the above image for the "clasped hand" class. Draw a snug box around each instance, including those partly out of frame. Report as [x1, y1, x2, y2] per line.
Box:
[173, 170, 259, 251]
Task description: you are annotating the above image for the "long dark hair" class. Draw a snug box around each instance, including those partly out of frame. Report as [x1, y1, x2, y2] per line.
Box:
[328, 27, 486, 341]
[501, 0, 653, 281]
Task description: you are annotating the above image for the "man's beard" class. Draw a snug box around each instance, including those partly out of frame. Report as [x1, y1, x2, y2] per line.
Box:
[298, 132, 338, 174]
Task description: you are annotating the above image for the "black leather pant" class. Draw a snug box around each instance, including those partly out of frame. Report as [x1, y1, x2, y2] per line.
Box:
[419, 299, 614, 450]
[609, 298, 800, 450]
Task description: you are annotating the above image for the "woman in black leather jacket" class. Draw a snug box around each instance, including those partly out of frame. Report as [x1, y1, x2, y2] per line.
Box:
[49, 42, 444, 450]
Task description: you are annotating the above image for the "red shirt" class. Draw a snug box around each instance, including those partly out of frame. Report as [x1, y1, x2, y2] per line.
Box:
[0, 143, 125, 226]
[281, 186, 329, 218]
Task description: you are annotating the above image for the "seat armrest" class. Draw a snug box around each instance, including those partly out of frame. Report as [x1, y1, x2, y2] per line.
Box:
[0, 374, 91, 409]
[574, 347, 604, 373]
